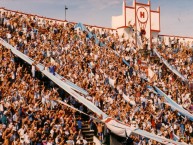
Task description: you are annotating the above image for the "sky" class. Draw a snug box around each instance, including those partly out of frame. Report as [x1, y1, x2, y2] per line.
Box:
[0, 0, 193, 37]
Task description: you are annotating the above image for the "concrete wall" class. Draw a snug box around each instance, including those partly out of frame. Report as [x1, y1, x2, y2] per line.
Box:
[126, 8, 135, 26]
[117, 27, 134, 40]
[112, 15, 124, 29]
[111, 1, 125, 29]
[151, 11, 160, 31]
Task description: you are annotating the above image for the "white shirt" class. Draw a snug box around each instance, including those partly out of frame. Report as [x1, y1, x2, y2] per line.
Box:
[32, 65, 35, 71]
[76, 139, 88, 145]
[6, 33, 11, 39]
[0, 104, 4, 112]
[189, 125, 192, 133]
[24, 133, 30, 144]
[13, 113, 18, 122]
[18, 128, 24, 138]
[47, 142, 53, 145]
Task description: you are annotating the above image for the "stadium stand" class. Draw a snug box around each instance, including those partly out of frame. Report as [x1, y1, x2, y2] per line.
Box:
[0, 5, 193, 145]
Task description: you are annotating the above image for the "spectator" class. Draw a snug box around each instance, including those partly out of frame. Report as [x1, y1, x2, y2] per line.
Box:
[0, 8, 192, 144]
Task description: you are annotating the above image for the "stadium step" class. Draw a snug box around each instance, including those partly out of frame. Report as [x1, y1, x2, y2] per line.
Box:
[82, 123, 90, 128]
[82, 121, 99, 144]
[87, 142, 96, 145]
[84, 133, 95, 138]
[85, 136, 94, 142]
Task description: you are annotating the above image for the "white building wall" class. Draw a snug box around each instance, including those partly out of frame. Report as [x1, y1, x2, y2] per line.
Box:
[151, 12, 160, 31]
[135, 4, 151, 49]
[151, 32, 159, 45]
[112, 15, 124, 29]
[126, 8, 135, 26]
[117, 27, 134, 40]
[111, 1, 126, 29]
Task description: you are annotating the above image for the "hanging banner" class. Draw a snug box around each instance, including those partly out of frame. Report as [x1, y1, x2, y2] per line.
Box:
[154, 86, 193, 121]
[0, 37, 185, 145]
[55, 73, 88, 95]
[153, 48, 188, 82]
[0, 38, 106, 118]
[103, 117, 184, 145]
[133, 129, 186, 145]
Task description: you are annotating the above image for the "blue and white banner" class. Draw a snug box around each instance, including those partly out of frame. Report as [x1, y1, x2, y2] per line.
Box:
[57, 100, 101, 122]
[0, 38, 106, 117]
[39, 69, 108, 119]
[0, 38, 12, 50]
[74, 22, 93, 38]
[1, 38, 186, 145]
[1, 38, 88, 95]
[133, 129, 186, 145]
[147, 85, 158, 94]
[104, 118, 134, 137]
[122, 93, 136, 106]
[154, 86, 193, 121]
[103, 117, 185, 145]
[74, 22, 100, 45]
[55, 73, 89, 95]
[153, 48, 188, 82]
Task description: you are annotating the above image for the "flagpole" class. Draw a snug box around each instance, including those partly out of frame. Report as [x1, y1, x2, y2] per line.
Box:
[65, 5, 68, 21]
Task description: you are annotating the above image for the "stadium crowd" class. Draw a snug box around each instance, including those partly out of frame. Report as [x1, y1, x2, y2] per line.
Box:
[0, 46, 93, 144]
[156, 36, 193, 81]
[0, 9, 193, 145]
